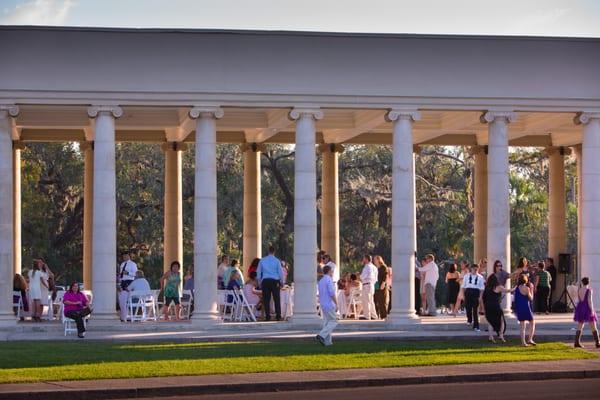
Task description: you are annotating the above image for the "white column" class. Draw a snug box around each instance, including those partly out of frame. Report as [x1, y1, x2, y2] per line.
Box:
[0, 105, 18, 325]
[189, 106, 223, 323]
[471, 146, 488, 272]
[81, 141, 93, 290]
[13, 142, 24, 276]
[387, 108, 420, 324]
[162, 142, 185, 274]
[575, 112, 600, 312]
[573, 145, 583, 277]
[242, 143, 262, 271]
[289, 107, 322, 325]
[320, 144, 342, 274]
[87, 105, 122, 320]
[482, 111, 515, 312]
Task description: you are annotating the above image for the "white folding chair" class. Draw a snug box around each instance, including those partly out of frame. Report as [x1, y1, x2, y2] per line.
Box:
[348, 288, 363, 319]
[181, 289, 193, 320]
[12, 291, 23, 319]
[53, 290, 65, 320]
[217, 289, 228, 319]
[60, 302, 91, 336]
[127, 290, 157, 322]
[235, 288, 257, 322]
[221, 290, 239, 321]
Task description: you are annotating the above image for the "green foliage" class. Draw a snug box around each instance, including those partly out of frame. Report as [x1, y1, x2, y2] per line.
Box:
[20, 143, 578, 285]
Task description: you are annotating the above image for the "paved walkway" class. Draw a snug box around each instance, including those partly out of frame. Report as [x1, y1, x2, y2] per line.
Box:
[2, 356, 599, 400]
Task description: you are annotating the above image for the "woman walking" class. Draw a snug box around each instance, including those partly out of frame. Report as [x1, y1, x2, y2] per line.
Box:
[573, 277, 600, 348]
[483, 272, 510, 343]
[161, 261, 182, 320]
[515, 274, 536, 346]
[452, 260, 469, 315]
[446, 263, 460, 315]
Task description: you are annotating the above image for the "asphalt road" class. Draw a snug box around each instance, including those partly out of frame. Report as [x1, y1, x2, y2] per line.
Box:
[133, 378, 600, 400]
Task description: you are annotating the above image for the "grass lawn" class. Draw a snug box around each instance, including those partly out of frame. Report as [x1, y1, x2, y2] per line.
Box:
[0, 340, 595, 383]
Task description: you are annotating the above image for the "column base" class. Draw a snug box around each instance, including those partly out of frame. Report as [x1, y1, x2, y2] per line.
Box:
[290, 312, 322, 328]
[0, 313, 17, 328]
[89, 311, 120, 321]
[191, 312, 222, 328]
[386, 310, 420, 327]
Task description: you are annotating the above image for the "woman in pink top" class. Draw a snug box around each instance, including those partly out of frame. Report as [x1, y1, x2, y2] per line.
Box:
[63, 282, 92, 338]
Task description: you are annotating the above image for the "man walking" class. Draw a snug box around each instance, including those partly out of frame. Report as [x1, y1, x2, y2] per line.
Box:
[360, 254, 379, 320]
[257, 246, 285, 321]
[316, 265, 338, 346]
[418, 254, 439, 316]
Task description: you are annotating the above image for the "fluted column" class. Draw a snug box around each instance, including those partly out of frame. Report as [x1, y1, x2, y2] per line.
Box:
[87, 105, 122, 320]
[547, 146, 568, 303]
[387, 108, 420, 324]
[189, 106, 223, 323]
[471, 145, 488, 272]
[0, 105, 18, 325]
[320, 143, 343, 281]
[162, 142, 185, 276]
[13, 141, 25, 276]
[290, 107, 322, 325]
[81, 141, 94, 290]
[575, 112, 600, 312]
[242, 143, 262, 271]
[482, 111, 515, 312]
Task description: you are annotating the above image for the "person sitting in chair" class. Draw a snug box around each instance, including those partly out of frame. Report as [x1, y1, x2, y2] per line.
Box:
[63, 282, 92, 338]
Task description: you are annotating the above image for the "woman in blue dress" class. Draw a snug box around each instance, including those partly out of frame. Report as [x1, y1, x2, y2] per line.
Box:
[514, 274, 536, 347]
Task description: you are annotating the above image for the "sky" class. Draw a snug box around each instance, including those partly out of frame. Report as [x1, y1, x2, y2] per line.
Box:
[0, 0, 599, 37]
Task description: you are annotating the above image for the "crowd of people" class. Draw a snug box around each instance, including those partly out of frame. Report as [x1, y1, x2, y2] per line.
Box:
[11, 248, 599, 348]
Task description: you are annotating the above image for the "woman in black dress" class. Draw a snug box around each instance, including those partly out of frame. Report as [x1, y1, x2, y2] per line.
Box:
[483, 272, 511, 343]
[445, 263, 460, 315]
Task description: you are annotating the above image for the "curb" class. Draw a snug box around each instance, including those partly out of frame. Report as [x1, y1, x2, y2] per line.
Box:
[2, 368, 599, 400]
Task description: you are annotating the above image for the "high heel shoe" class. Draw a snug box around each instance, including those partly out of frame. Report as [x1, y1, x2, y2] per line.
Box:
[488, 336, 496, 343]
[499, 336, 506, 343]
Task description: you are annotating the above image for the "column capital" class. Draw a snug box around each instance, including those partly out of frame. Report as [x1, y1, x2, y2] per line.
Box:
[480, 110, 517, 124]
[289, 107, 324, 121]
[189, 106, 224, 120]
[574, 112, 600, 125]
[241, 142, 266, 153]
[12, 140, 26, 151]
[79, 141, 94, 151]
[545, 146, 571, 156]
[468, 145, 488, 156]
[161, 142, 189, 152]
[318, 143, 345, 154]
[386, 108, 420, 122]
[0, 104, 19, 118]
[87, 105, 123, 118]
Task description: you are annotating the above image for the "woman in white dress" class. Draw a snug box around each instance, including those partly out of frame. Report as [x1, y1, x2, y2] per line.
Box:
[37, 260, 54, 319]
[28, 262, 45, 322]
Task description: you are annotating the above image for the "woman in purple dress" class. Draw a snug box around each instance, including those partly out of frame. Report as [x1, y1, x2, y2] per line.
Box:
[573, 277, 600, 348]
[514, 274, 536, 347]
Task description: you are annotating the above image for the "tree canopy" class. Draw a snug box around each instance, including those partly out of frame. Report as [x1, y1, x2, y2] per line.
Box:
[20, 142, 577, 287]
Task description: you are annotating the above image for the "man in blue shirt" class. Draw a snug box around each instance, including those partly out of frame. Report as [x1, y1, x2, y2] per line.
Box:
[316, 265, 338, 346]
[257, 246, 284, 321]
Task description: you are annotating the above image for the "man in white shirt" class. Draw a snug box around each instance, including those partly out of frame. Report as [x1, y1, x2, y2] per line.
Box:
[322, 254, 339, 284]
[359, 254, 379, 320]
[127, 270, 151, 292]
[462, 263, 485, 331]
[117, 251, 138, 322]
[316, 265, 338, 346]
[418, 254, 439, 316]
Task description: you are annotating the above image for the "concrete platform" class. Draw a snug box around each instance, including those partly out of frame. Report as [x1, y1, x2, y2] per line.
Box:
[0, 313, 581, 342]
